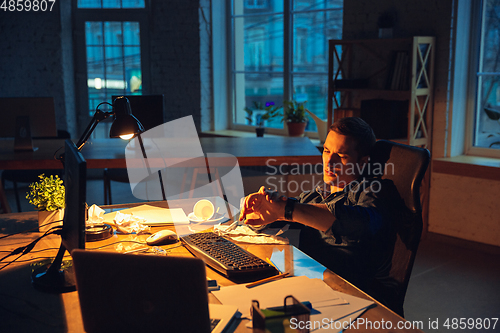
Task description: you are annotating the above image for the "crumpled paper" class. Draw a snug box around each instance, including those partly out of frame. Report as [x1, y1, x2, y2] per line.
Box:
[87, 204, 105, 227]
[213, 223, 289, 245]
[112, 211, 150, 234]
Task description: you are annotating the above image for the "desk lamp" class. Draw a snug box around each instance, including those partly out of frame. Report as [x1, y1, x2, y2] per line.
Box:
[76, 96, 144, 151]
[76, 96, 145, 241]
[30, 97, 145, 293]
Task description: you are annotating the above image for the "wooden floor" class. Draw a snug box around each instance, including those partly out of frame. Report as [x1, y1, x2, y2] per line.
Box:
[3, 173, 500, 333]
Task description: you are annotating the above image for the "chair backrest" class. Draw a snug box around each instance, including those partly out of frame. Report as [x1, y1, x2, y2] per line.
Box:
[370, 139, 430, 316]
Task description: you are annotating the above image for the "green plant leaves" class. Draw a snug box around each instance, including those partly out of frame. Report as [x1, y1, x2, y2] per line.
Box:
[26, 174, 65, 211]
[283, 100, 308, 123]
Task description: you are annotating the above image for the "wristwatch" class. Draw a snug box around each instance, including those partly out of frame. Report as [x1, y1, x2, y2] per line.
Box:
[284, 197, 299, 221]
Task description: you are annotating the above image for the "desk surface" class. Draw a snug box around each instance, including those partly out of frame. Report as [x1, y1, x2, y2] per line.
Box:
[0, 202, 422, 333]
[0, 137, 322, 170]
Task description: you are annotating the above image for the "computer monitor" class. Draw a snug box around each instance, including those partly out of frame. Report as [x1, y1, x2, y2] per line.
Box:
[0, 97, 57, 138]
[31, 140, 87, 293]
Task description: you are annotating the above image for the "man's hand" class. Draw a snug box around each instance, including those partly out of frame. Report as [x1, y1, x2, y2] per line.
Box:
[239, 186, 286, 225]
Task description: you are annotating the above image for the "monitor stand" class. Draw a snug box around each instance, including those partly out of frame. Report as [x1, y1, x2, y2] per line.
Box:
[31, 243, 76, 293]
[14, 115, 38, 152]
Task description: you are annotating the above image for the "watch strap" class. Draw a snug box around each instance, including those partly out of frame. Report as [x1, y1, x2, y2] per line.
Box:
[284, 197, 298, 221]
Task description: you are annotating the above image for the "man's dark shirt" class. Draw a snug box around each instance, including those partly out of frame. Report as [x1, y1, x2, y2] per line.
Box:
[296, 177, 404, 292]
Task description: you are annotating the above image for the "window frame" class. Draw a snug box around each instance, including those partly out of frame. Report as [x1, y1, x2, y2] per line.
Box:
[73, 2, 150, 137]
[227, 0, 340, 138]
[464, 0, 500, 158]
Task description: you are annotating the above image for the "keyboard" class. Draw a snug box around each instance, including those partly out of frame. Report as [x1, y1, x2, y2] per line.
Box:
[210, 318, 220, 332]
[180, 232, 278, 279]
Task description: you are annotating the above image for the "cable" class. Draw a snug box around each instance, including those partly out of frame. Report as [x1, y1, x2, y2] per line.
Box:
[1, 255, 71, 266]
[0, 226, 62, 268]
[85, 240, 147, 250]
[0, 219, 63, 241]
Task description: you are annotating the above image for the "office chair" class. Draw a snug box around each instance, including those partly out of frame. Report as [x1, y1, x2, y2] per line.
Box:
[1, 130, 70, 212]
[368, 139, 430, 317]
[104, 95, 164, 205]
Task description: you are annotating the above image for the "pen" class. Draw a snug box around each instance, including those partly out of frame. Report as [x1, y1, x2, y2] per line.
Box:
[246, 272, 290, 288]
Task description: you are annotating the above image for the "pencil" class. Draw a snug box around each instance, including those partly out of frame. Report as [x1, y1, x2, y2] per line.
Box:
[246, 272, 290, 288]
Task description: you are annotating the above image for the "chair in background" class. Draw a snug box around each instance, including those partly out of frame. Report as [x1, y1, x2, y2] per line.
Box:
[368, 139, 430, 317]
[103, 95, 164, 205]
[1, 130, 71, 212]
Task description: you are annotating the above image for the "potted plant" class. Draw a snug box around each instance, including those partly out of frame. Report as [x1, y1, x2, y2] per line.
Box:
[244, 101, 281, 137]
[283, 100, 308, 137]
[26, 174, 65, 232]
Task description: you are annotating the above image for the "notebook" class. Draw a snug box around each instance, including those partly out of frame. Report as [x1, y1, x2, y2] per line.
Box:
[72, 249, 239, 333]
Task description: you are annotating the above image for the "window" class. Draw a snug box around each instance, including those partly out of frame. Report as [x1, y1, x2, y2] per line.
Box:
[77, 0, 145, 9]
[230, 0, 343, 134]
[468, 0, 500, 156]
[74, 0, 147, 139]
[85, 21, 142, 116]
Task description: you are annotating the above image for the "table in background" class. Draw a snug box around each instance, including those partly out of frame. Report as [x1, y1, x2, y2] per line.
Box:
[0, 137, 322, 170]
[0, 200, 423, 333]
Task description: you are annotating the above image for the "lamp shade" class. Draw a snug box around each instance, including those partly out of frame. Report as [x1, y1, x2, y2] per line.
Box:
[109, 96, 144, 139]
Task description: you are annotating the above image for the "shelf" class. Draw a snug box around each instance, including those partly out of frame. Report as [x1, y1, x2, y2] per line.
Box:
[327, 36, 435, 148]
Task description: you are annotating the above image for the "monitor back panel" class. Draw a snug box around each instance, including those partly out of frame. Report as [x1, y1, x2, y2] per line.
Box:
[0, 97, 57, 138]
[72, 250, 211, 333]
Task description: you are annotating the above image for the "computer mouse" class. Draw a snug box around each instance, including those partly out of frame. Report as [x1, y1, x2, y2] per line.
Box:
[146, 229, 179, 246]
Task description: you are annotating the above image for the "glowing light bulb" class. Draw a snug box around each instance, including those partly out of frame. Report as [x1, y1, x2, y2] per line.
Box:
[119, 134, 134, 140]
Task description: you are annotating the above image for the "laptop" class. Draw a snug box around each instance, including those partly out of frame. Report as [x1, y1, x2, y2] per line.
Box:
[72, 249, 239, 333]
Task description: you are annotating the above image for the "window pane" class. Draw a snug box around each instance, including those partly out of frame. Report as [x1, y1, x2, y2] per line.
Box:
[475, 74, 500, 148]
[292, 10, 342, 72]
[86, 22, 103, 46]
[85, 20, 142, 138]
[78, 0, 102, 8]
[102, 0, 120, 8]
[292, 73, 328, 132]
[236, 0, 282, 15]
[481, 0, 500, 73]
[474, 0, 500, 149]
[234, 15, 284, 72]
[234, 72, 284, 127]
[123, 22, 141, 45]
[86, 46, 105, 116]
[78, 0, 145, 8]
[293, 0, 343, 11]
[122, 0, 146, 8]
[104, 22, 124, 46]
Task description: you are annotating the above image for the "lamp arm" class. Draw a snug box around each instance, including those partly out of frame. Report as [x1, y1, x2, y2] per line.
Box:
[76, 105, 114, 151]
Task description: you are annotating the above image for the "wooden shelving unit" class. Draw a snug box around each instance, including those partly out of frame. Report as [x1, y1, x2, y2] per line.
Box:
[327, 36, 435, 148]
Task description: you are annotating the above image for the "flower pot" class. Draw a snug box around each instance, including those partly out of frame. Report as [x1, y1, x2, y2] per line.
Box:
[38, 209, 64, 232]
[255, 127, 265, 137]
[286, 122, 307, 137]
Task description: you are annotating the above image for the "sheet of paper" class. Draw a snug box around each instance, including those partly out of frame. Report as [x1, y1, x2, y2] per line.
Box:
[102, 205, 190, 225]
[212, 275, 373, 332]
[213, 276, 349, 317]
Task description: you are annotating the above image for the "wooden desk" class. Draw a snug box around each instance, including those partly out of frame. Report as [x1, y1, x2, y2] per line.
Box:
[0, 205, 423, 333]
[0, 137, 321, 170]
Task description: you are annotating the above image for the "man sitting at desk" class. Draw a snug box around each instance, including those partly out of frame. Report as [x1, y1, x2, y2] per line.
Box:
[239, 117, 405, 306]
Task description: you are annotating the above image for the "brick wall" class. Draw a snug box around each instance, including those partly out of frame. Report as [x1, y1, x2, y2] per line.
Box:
[148, 0, 205, 131]
[0, 0, 207, 136]
[0, 1, 72, 134]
